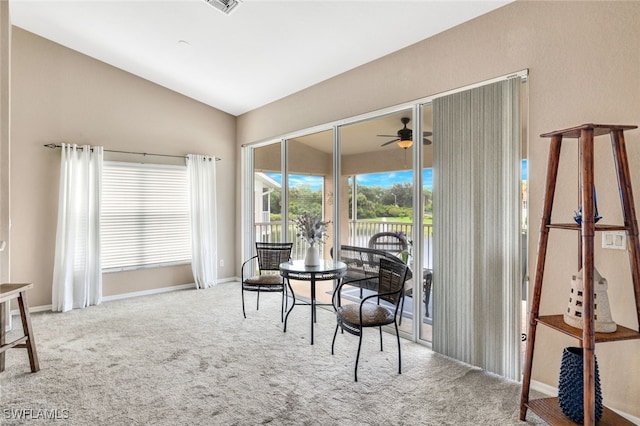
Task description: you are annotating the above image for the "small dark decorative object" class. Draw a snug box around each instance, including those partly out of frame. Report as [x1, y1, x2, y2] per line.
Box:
[573, 188, 602, 225]
[558, 347, 603, 423]
[573, 207, 602, 225]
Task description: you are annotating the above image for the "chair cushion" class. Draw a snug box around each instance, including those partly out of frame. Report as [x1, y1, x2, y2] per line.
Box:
[337, 303, 395, 328]
[244, 275, 283, 286]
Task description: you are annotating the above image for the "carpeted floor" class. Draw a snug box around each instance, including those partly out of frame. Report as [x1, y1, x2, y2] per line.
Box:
[1, 282, 545, 425]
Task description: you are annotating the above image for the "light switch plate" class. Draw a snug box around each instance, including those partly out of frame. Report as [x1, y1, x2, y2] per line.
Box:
[602, 231, 626, 250]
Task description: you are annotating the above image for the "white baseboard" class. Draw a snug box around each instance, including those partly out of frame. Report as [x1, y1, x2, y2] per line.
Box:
[218, 276, 240, 284]
[530, 379, 557, 397]
[531, 380, 640, 425]
[11, 277, 240, 315]
[102, 277, 239, 301]
[15, 304, 52, 314]
[102, 282, 197, 302]
[612, 409, 640, 425]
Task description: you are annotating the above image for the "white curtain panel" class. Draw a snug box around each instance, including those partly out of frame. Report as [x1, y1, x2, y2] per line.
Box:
[52, 144, 103, 312]
[187, 154, 218, 289]
[432, 78, 522, 380]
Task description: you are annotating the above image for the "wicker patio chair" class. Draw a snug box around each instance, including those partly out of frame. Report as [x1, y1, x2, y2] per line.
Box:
[331, 245, 404, 289]
[423, 268, 433, 318]
[331, 257, 410, 382]
[241, 242, 293, 321]
[368, 233, 433, 319]
[367, 231, 408, 257]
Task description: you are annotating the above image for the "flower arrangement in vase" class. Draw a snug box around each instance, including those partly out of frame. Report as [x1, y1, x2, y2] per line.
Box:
[293, 213, 330, 266]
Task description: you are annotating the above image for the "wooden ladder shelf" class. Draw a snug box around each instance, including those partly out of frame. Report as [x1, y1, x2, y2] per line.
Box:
[519, 124, 640, 425]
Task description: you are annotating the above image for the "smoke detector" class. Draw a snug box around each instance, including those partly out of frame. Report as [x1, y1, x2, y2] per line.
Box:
[204, 0, 240, 15]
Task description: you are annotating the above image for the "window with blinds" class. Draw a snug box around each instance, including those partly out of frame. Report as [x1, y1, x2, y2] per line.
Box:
[101, 161, 191, 271]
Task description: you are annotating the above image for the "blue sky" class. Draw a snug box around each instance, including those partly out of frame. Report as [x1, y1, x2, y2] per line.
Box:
[355, 169, 432, 189]
[267, 160, 527, 190]
[266, 170, 430, 190]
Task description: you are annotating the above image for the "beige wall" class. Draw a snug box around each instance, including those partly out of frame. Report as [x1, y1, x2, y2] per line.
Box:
[237, 1, 640, 418]
[10, 28, 237, 307]
[1, 2, 10, 285]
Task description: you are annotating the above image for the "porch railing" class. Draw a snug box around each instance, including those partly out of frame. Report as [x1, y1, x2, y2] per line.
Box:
[255, 220, 433, 268]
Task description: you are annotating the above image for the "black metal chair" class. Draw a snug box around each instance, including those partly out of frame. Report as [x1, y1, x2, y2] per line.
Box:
[331, 257, 409, 382]
[332, 244, 413, 325]
[241, 242, 293, 321]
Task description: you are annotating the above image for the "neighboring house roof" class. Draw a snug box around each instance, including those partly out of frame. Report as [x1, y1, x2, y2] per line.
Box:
[255, 172, 281, 190]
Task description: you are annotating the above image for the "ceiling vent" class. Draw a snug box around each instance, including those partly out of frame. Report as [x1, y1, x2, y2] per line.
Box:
[204, 0, 240, 15]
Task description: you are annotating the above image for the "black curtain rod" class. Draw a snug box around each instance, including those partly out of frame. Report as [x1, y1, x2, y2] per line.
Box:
[43, 143, 221, 161]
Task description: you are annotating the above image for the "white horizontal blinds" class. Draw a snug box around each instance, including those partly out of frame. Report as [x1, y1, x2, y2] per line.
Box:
[101, 161, 191, 270]
[433, 77, 522, 380]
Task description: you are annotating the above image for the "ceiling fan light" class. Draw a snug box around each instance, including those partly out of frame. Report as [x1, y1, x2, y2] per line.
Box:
[397, 139, 413, 149]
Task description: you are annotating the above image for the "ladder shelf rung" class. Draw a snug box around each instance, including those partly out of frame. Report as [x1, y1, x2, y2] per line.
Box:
[527, 397, 635, 425]
[536, 315, 640, 343]
[546, 223, 629, 231]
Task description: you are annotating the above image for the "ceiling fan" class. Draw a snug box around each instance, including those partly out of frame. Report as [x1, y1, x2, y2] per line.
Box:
[378, 117, 432, 149]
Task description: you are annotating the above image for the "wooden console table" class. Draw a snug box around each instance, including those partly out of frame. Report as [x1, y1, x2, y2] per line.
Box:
[0, 283, 40, 373]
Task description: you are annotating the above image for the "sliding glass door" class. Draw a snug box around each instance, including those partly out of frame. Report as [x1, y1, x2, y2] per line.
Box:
[286, 130, 334, 260]
[338, 109, 416, 337]
[242, 72, 528, 361]
[285, 130, 335, 302]
[253, 142, 282, 243]
[419, 104, 434, 342]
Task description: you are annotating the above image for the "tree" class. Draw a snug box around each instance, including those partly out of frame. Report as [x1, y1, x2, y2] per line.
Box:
[288, 184, 322, 218]
[383, 183, 413, 207]
[269, 190, 281, 220]
[355, 186, 383, 218]
[423, 187, 433, 216]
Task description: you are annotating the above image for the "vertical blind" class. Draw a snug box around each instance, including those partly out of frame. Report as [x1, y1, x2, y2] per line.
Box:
[101, 161, 191, 271]
[432, 77, 522, 380]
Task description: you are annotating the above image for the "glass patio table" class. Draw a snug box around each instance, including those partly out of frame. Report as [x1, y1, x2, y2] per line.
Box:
[280, 259, 347, 345]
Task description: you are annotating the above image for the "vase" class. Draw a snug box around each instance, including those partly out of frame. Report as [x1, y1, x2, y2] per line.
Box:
[558, 347, 603, 424]
[304, 244, 320, 266]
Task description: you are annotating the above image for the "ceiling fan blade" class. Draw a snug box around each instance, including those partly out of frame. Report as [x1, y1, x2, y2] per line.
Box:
[423, 138, 432, 145]
[377, 134, 397, 137]
[423, 131, 433, 137]
[381, 138, 400, 146]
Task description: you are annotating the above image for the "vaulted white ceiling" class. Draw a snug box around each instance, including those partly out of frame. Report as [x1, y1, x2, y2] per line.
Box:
[10, 0, 512, 116]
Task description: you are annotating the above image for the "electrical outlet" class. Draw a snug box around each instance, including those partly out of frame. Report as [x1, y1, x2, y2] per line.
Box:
[219, 259, 224, 267]
[602, 231, 626, 250]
